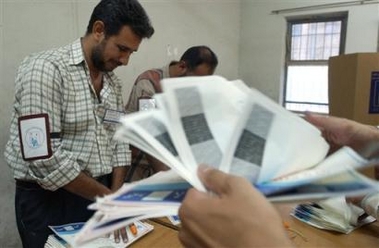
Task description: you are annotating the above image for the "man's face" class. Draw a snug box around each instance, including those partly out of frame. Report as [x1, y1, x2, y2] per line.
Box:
[185, 63, 215, 76]
[92, 25, 142, 72]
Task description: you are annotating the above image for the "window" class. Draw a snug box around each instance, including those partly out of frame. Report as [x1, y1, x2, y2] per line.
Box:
[283, 12, 347, 114]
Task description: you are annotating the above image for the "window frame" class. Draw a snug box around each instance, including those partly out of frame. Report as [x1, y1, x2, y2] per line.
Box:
[283, 12, 348, 114]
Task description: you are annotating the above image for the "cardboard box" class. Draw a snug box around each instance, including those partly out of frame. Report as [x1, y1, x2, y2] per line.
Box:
[328, 53, 379, 126]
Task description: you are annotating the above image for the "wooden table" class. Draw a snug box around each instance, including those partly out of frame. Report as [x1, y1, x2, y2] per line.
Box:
[131, 204, 379, 248]
[131, 218, 182, 248]
[276, 203, 379, 247]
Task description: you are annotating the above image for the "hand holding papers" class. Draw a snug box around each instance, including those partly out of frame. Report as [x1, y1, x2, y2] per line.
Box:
[74, 75, 379, 245]
[291, 196, 376, 234]
[75, 170, 187, 244]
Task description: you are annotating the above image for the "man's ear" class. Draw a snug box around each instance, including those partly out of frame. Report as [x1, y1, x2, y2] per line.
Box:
[178, 61, 188, 76]
[92, 20, 105, 42]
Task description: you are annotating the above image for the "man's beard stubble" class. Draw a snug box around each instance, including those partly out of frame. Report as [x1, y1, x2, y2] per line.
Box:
[91, 41, 107, 72]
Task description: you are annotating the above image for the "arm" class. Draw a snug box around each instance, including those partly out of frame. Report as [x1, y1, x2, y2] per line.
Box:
[125, 79, 169, 173]
[347, 192, 379, 220]
[111, 166, 128, 192]
[146, 155, 170, 172]
[178, 165, 293, 248]
[307, 113, 379, 220]
[125, 79, 155, 113]
[17, 57, 85, 191]
[360, 192, 379, 219]
[64, 172, 112, 200]
[305, 112, 379, 160]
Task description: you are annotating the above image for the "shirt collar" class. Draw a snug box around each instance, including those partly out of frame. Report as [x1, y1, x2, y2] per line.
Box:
[68, 38, 85, 66]
[162, 64, 171, 78]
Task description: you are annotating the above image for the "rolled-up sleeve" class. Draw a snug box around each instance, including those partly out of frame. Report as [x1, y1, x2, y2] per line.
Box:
[18, 57, 80, 190]
[113, 142, 131, 167]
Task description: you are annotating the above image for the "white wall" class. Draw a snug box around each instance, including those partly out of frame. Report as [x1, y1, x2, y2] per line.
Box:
[1, 0, 378, 246]
[0, 1, 79, 246]
[0, 0, 240, 246]
[77, 0, 241, 100]
[239, 0, 379, 102]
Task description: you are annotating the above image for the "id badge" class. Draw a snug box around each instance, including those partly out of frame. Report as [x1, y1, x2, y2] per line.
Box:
[18, 113, 52, 161]
[103, 109, 124, 124]
[138, 97, 156, 111]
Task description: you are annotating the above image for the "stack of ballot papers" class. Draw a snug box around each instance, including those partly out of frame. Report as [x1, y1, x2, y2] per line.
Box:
[291, 196, 376, 234]
[45, 221, 153, 248]
[74, 75, 379, 245]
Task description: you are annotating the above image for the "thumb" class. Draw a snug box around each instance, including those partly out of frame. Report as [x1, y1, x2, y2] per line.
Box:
[197, 164, 231, 195]
[304, 112, 328, 128]
[305, 112, 341, 131]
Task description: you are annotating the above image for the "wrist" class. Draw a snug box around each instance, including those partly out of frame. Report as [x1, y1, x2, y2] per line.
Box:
[360, 192, 379, 219]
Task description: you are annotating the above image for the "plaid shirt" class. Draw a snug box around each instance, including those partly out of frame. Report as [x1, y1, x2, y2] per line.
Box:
[4, 39, 131, 191]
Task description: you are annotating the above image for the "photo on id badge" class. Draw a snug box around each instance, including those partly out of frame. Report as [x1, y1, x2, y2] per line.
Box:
[18, 113, 52, 161]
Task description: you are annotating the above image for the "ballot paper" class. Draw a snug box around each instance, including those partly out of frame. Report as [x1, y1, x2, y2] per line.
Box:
[46, 221, 153, 248]
[115, 75, 377, 193]
[74, 75, 379, 246]
[291, 196, 376, 234]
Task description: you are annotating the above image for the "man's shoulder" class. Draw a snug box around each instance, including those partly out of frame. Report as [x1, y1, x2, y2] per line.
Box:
[138, 68, 162, 76]
[132, 65, 167, 93]
[136, 68, 164, 82]
[22, 41, 77, 67]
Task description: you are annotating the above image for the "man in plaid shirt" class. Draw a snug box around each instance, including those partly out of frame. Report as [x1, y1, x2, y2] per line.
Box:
[4, 0, 154, 247]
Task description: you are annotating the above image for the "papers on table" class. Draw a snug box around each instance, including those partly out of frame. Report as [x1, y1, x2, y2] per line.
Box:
[291, 196, 376, 234]
[74, 75, 379, 245]
[46, 221, 153, 248]
[167, 215, 181, 225]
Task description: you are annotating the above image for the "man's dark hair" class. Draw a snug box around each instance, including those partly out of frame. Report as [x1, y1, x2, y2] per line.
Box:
[180, 46, 218, 71]
[86, 0, 154, 38]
